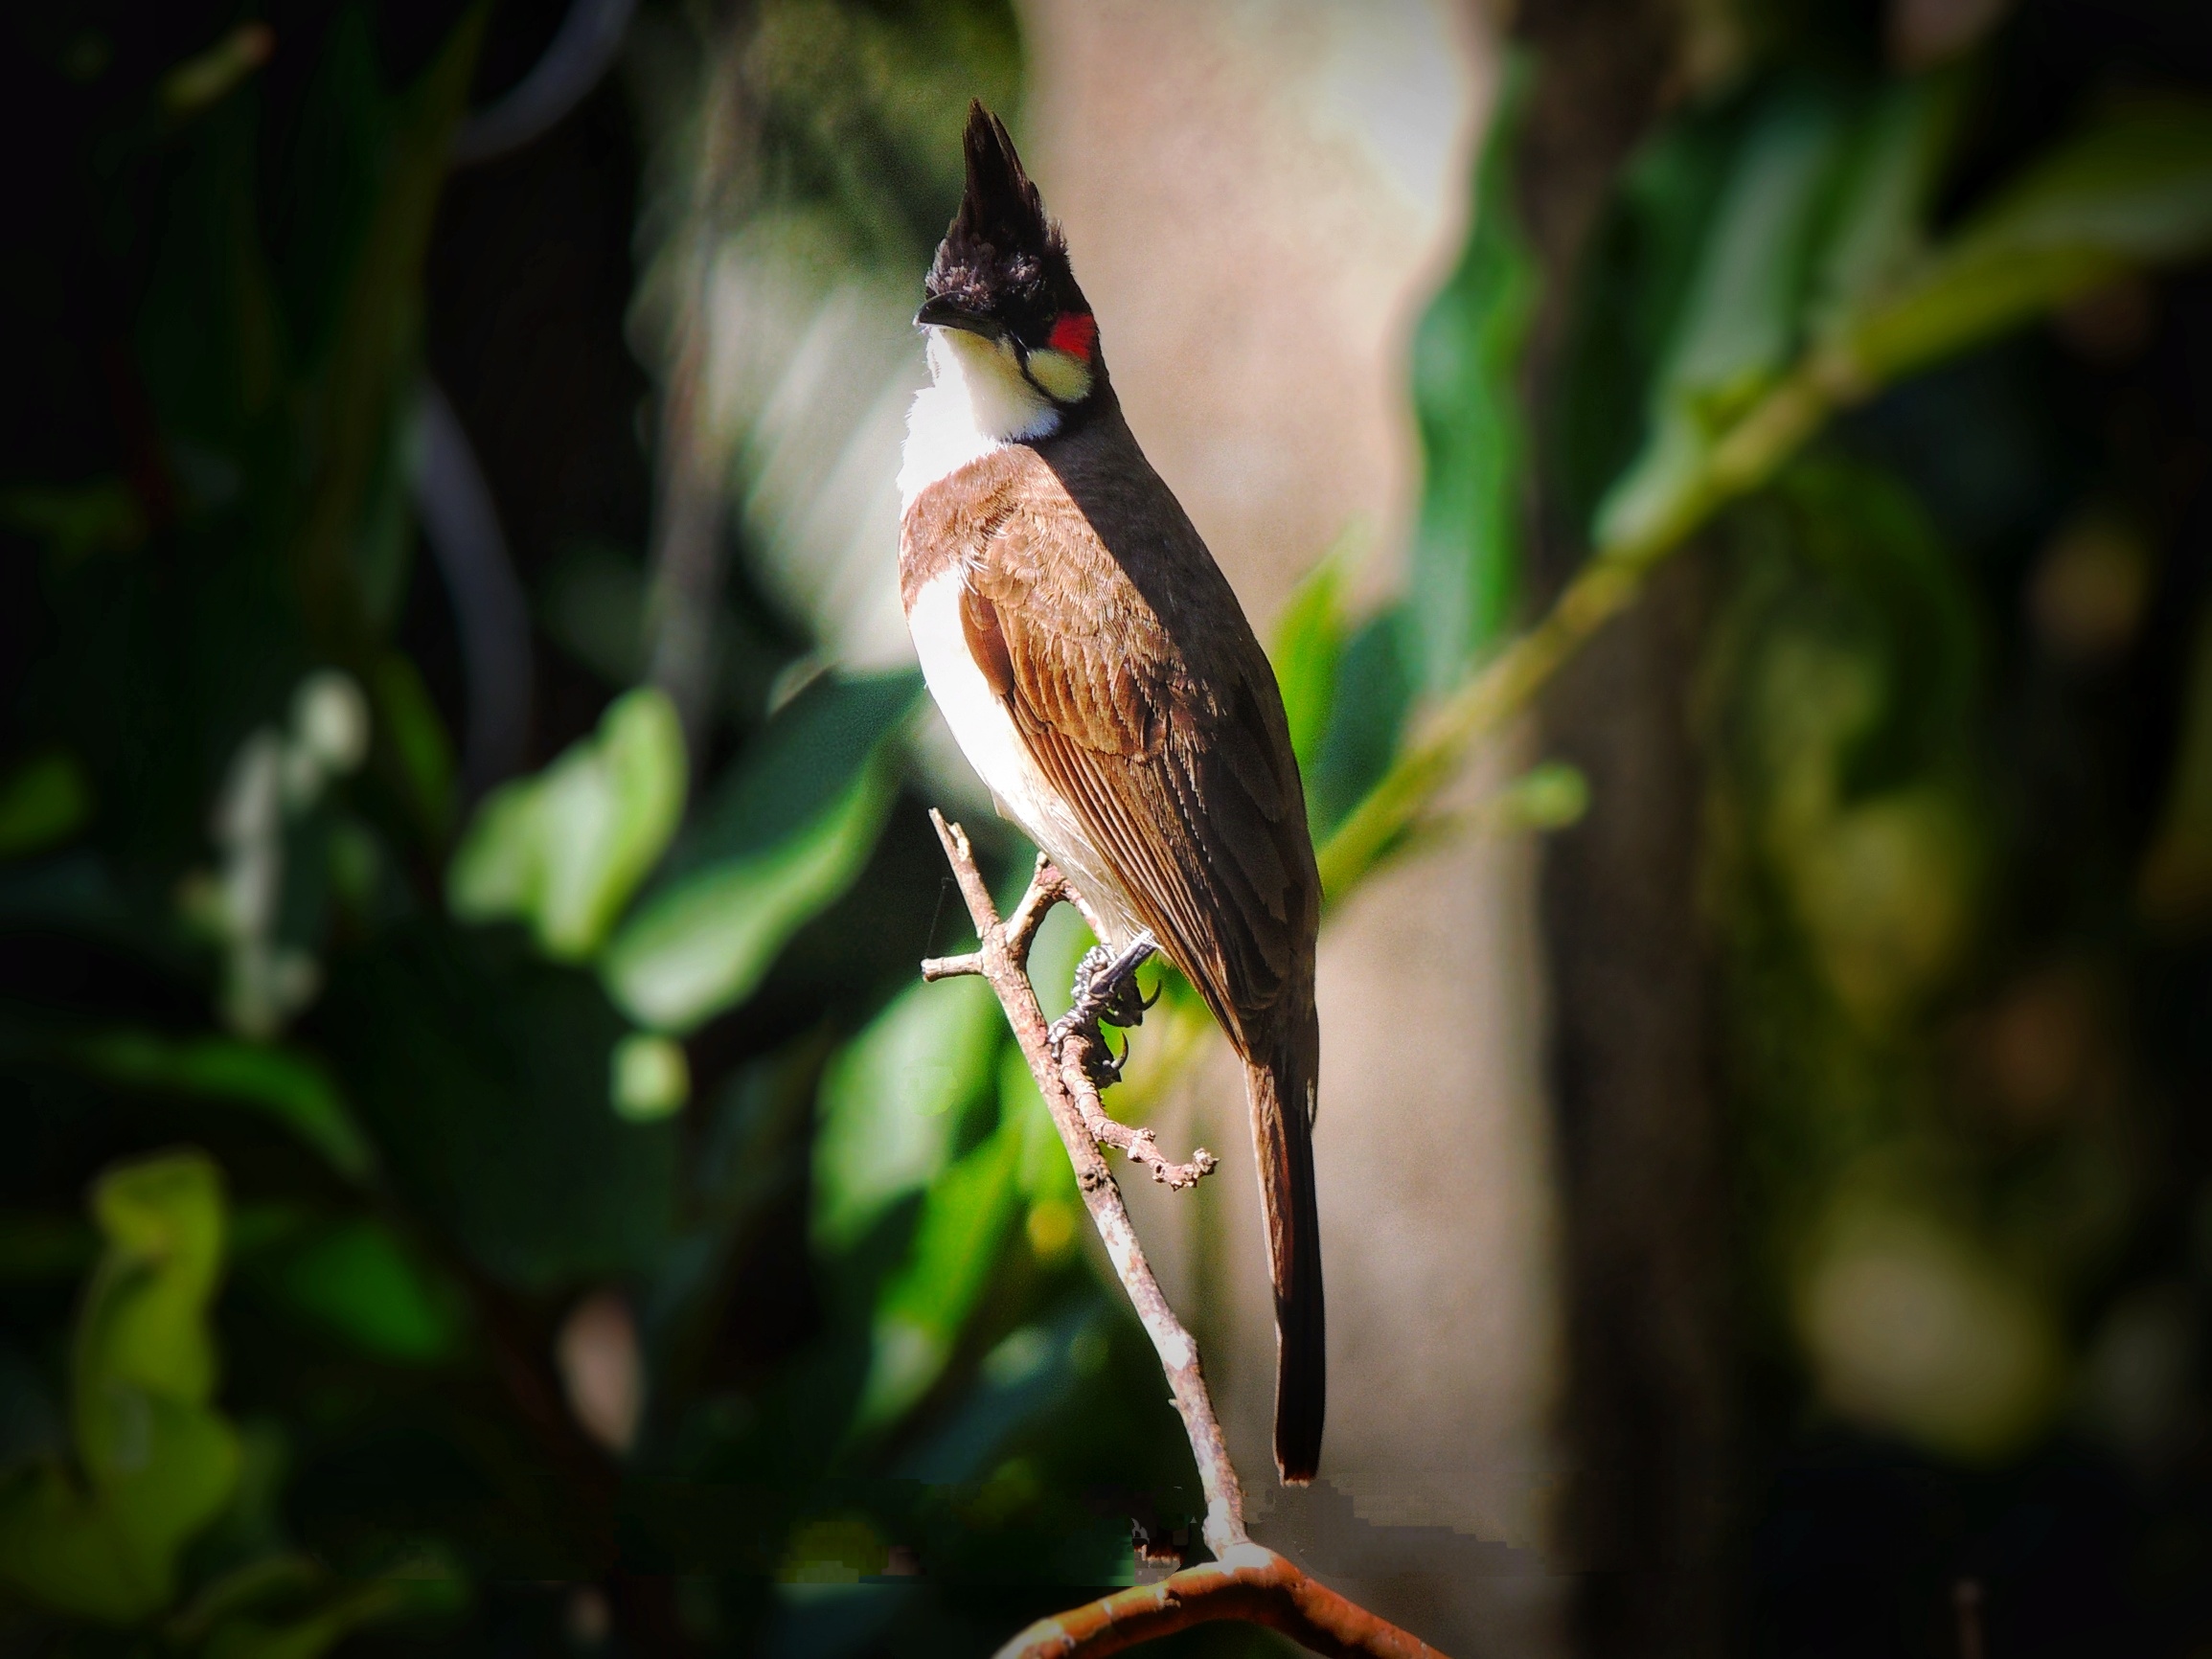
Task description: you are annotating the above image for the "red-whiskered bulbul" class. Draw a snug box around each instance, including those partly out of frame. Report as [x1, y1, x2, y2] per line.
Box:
[898, 102, 1325, 1484]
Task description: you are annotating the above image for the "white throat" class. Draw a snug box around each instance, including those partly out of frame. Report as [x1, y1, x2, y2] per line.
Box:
[898, 327, 1060, 512]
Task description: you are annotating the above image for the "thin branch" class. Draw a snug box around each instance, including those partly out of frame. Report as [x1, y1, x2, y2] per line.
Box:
[993, 1543, 1448, 1659]
[1059, 1034, 1218, 1191]
[923, 812, 1243, 1555]
[922, 811, 1448, 1659]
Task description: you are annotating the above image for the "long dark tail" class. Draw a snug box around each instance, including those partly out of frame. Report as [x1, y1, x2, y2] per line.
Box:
[1243, 1011, 1324, 1484]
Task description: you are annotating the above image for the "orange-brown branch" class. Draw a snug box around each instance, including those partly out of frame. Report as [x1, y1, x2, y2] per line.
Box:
[993, 1544, 1447, 1659]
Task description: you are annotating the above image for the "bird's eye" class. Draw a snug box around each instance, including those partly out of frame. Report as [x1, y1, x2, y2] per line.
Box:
[1046, 311, 1097, 362]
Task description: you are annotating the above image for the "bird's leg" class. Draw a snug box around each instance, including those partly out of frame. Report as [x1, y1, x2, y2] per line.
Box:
[1048, 930, 1157, 1085]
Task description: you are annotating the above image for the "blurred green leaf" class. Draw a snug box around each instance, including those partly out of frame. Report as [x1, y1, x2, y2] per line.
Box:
[812, 976, 1003, 1257]
[136, 91, 284, 463]
[172, 1551, 466, 1659]
[291, 7, 487, 643]
[258, 1219, 463, 1365]
[1808, 70, 1971, 328]
[1720, 459, 1989, 1034]
[1598, 85, 1854, 553]
[2139, 602, 2212, 931]
[0, 750, 93, 860]
[855, 1118, 1023, 1433]
[201, 1574, 463, 1659]
[1482, 761, 1590, 832]
[448, 688, 687, 960]
[1407, 48, 1538, 692]
[611, 1032, 692, 1121]
[601, 674, 918, 1032]
[1843, 96, 2212, 383]
[0, 1152, 240, 1624]
[1796, 1192, 2064, 1463]
[0, 482, 147, 562]
[1271, 536, 1354, 779]
[370, 654, 456, 840]
[314, 923, 678, 1291]
[1307, 608, 1415, 843]
[73, 1032, 374, 1180]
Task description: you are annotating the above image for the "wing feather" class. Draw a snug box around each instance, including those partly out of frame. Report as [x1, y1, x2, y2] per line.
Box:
[960, 451, 1315, 1048]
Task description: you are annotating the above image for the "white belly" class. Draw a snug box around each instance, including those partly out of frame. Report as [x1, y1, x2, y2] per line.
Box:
[904, 567, 1142, 946]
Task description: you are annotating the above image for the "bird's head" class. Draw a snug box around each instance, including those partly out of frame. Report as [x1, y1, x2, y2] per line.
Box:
[918, 102, 1101, 420]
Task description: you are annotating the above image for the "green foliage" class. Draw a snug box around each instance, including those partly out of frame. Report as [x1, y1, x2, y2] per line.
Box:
[1838, 95, 2212, 383]
[813, 975, 1004, 1256]
[1597, 81, 1857, 553]
[1406, 48, 1539, 691]
[71, 1032, 375, 1180]
[604, 672, 920, 1032]
[249, 1217, 465, 1365]
[448, 688, 687, 960]
[1271, 536, 1355, 780]
[2138, 603, 2212, 926]
[0, 1153, 239, 1624]
[0, 751, 93, 860]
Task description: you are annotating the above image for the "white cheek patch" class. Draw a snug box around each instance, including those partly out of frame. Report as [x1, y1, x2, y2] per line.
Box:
[898, 328, 1061, 511]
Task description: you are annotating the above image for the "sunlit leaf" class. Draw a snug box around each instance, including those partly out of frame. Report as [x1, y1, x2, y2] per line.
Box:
[448, 687, 687, 960]
[601, 673, 918, 1031]
[1271, 536, 1353, 779]
[855, 1120, 1023, 1432]
[610, 1033, 691, 1121]
[602, 766, 893, 1031]
[812, 975, 1003, 1256]
[73, 1031, 375, 1180]
[1406, 48, 1539, 691]
[0, 1152, 240, 1624]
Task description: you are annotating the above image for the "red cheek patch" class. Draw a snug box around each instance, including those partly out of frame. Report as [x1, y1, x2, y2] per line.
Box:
[1048, 311, 1097, 360]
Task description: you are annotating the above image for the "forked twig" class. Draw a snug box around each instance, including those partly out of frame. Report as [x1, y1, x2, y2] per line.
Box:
[920, 812, 1447, 1659]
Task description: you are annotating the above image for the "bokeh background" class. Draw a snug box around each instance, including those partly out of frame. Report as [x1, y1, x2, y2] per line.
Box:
[7, 0, 2212, 1655]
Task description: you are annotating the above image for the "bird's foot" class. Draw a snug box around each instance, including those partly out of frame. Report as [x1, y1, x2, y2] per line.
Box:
[1047, 931, 1157, 1086]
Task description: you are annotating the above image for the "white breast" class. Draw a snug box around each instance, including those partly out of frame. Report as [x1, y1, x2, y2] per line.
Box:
[903, 567, 1141, 948]
[897, 329, 1060, 514]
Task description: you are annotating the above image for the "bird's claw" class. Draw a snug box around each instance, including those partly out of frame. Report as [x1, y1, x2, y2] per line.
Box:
[1047, 931, 1157, 1085]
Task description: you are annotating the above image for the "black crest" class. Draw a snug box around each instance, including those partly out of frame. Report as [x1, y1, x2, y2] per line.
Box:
[924, 102, 1084, 340]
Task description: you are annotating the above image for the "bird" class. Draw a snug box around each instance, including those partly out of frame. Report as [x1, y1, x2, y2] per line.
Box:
[897, 102, 1325, 1484]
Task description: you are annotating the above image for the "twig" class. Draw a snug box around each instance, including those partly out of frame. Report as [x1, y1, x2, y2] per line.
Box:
[921, 811, 1447, 1659]
[1060, 1035, 1218, 1191]
[994, 1541, 1447, 1659]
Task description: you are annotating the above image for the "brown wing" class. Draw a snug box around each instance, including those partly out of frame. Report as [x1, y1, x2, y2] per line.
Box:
[960, 417, 1318, 1050]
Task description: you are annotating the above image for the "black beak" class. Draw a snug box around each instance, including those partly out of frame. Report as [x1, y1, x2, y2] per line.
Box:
[915, 294, 1001, 337]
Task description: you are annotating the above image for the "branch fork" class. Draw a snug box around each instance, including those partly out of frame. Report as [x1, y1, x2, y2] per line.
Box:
[919, 812, 1446, 1659]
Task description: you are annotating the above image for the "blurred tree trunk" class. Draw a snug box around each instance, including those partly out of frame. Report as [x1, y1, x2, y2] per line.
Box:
[1509, 2, 1736, 1655]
